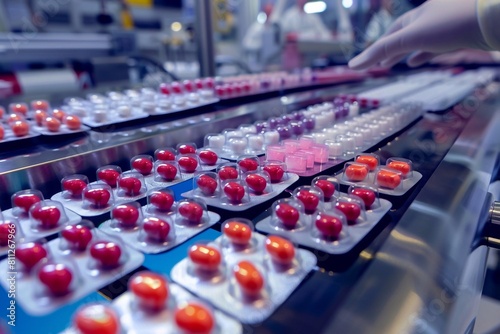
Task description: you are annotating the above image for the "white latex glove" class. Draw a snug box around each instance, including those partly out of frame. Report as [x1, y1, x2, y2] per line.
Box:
[348, 0, 492, 70]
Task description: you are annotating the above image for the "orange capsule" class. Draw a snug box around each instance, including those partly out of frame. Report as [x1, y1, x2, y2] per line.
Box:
[31, 100, 49, 111]
[234, 261, 264, 296]
[345, 164, 369, 182]
[376, 169, 401, 189]
[74, 304, 120, 334]
[265, 236, 295, 265]
[175, 303, 214, 334]
[9, 103, 27, 116]
[387, 161, 411, 176]
[8, 113, 23, 124]
[223, 221, 252, 245]
[65, 115, 82, 130]
[355, 155, 378, 171]
[129, 271, 168, 311]
[52, 109, 66, 121]
[188, 244, 221, 271]
[45, 116, 61, 132]
[34, 110, 47, 126]
[0, 106, 5, 119]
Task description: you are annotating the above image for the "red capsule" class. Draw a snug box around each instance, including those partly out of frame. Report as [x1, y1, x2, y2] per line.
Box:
[234, 261, 264, 296]
[188, 244, 221, 271]
[265, 236, 295, 265]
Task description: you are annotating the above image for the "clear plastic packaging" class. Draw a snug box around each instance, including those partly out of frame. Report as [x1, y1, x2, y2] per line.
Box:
[15, 238, 50, 273]
[110, 201, 143, 230]
[193, 171, 220, 198]
[154, 160, 182, 183]
[176, 154, 201, 174]
[117, 171, 147, 198]
[374, 166, 403, 190]
[130, 155, 154, 176]
[29, 200, 69, 232]
[34, 257, 81, 298]
[0, 230, 144, 316]
[256, 192, 392, 255]
[204, 133, 226, 152]
[342, 162, 371, 183]
[11, 189, 44, 217]
[386, 157, 414, 179]
[61, 174, 89, 199]
[197, 148, 219, 166]
[96, 165, 122, 188]
[269, 198, 307, 231]
[217, 163, 240, 182]
[171, 233, 316, 324]
[154, 147, 176, 161]
[175, 198, 210, 227]
[292, 185, 324, 215]
[355, 153, 380, 172]
[145, 187, 176, 216]
[59, 220, 96, 253]
[106, 279, 242, 333]
[334, 194, 367, 225]
[311, 208, 349, 243]
[220, 179, 250, 206]
[177, 143, 197, 155]
[244, 171, 272, 196]
[82, 183, 115, 211]
[262, 160, 287, 183]
[237, 155, 261, 173]
[348, 184, 380, 210]
[312, 176, 339, 202]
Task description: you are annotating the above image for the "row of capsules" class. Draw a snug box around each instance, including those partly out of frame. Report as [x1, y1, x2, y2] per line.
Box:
[266, 175, 380, 244]
[0, 100, 83, 139]
[2, 208, 141, 309]
[190, 155, 288, 206]
[202, 101, 357, 160]
[63, 218, 307, 333]
[55, 143, 225, 214]
[61, 77, 216, 126]
[342, 153, 416, 192]
[66, 271, 233, 333]
[214, 69, 313, 99]
[263, 102, 423, 171]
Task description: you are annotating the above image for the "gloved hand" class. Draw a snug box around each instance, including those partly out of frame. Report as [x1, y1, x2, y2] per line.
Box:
[348, 0, 492, 70]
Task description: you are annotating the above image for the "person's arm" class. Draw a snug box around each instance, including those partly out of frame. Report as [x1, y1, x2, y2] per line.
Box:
[348, 0, 497, 70]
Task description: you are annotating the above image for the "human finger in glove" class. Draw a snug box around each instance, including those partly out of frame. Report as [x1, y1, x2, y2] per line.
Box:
[349, 0, 500, 70]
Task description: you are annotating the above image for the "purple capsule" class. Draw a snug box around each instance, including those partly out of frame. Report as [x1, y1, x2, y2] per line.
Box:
[292, 111, 304, 121]
[290, 121, 305, 136]
[281, 114, 293, 124]
[268, 117, 280, 129]
[333, 98, 344, 107]
[277, 126, 292, 140]
[303, 118, 315, 131]
[255, 121, 266, 133]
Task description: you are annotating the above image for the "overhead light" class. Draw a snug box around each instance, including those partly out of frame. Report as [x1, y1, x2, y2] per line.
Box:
[304, 1, 327, 14]
[171, 22, 182, 32]
[342, 0, 353, 9]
